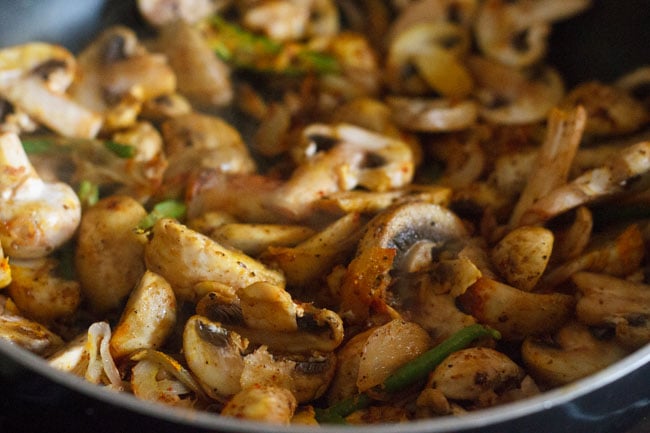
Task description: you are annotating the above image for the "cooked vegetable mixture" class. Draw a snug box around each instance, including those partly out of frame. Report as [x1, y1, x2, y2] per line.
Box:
[1, 0, 649, 426]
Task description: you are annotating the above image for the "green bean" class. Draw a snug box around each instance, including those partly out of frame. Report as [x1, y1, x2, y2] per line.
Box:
[314, 324, 500, 424]
[137, 199, 187, 231]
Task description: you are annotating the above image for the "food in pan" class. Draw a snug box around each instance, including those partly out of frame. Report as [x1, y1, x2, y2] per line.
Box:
[0, 0, 649, 426]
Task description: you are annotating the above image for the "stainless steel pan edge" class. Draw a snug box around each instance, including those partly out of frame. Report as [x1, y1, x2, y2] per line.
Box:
[1, 337, 650, 433]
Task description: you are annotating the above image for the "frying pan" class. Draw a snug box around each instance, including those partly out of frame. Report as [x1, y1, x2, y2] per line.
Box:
[0, 1, 649, 432]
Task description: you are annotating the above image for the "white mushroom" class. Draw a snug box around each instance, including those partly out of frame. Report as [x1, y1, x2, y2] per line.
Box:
[474, 0, 592, 68]
[7, 257, 81, 323]
[221, 385, 297, 424]
[521, 321, 630, 387]
[0, 132, 81, 259]
[467, 56, 565, 125]
[109, 271, 177, 359]
[75, 195, 148, 313]
[137, 0, 228, 26]
[573, 272, 650, 349]
[0, 42, 102, 138]
[183, 315, 248, 398]
[144, 219, 286, 301]
[0, 306, 63, 356]
[428, 347, 525, 406]
[458, 277, 575, 340]
[387, 96, 479, 132]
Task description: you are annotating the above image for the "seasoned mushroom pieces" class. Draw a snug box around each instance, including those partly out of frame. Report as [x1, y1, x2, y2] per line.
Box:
[75, 195, 148, 313]
[339, 201, 469, 323]
[521, 322, 629, 387]
[427, 347, 525, 406]
[110, 271, 177, 359]
[144, 218, 286, 301]
[0, 132, 81, 259]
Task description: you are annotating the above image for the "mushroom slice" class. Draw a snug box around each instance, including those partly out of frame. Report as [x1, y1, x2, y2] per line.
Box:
[560, 81, 648, 136]
[7, 257, 81, 323]
[156, 20, 233, 108]
[272, 123, 415, 219]
[144, 218, 286, 301]
[197, 287, 344, 354]
[386, 21, 473, 98]
[241, 346, 337, 403]
[458, 277, 575, 341]
[474, 0, 591, 68]
[0, 132, 81, 259]
[130, 349, 207, 405]
[209, 222, 315, 257]
[467, 56, 565, 125]
[521, 321, 629, 387]
[428, 347, 525, 406]
[183, 315, 248, 398]
[541, 224, 645, 289]
[573, 272, 650, 349]
[260, 212, 363, 287]
[490, 226, 554, 291]
[520, 141, 650, 226]
[221, 385, 297, 425]
[85, 322, 123, 389]
[508, 106, 586, 228]
[0, 43, 102, 138]
[327, 320, 431, 402]
[75, 195, 148, 314]
[110, 271, 177, 359]
[387, 96, 478, 133]
[69, 26, 176, 131]
[0, 310, 63, 356]
[339, 202, 469, 323]
[316, 185, 452, 215]
[137, 0, 227, 26]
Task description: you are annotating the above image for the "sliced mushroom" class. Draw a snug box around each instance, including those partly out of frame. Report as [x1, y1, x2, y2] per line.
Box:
[0, 43, 102, 138]
[7, 257, 81, 323]
[110, 271, 177, 359]
[387, 96, 479, 133]
[137, 0, 228, 26]
[474, 0, 591, 68]
[0, 309, 63, 356]
[210, 222, 315, 257]
[428, 347, 525, 406]
[339, 201, 469, 323]
[541, 224, 645, 289]
[490, 226, 554, 291]
[260, 212, 363, 287]
[467, 56, 565, 125]
[183, 315, 248, 398]
[458, 277, 575, 340]
[0, 132, 81, 259]
[197, 285, 345, 353]
[508, 106, 586, 228]
[326, 320, 431, 402]
[221, 385, 297, 424]
[75, 195, 148, 313]
[521, 321, 630, 387]
[144, 218, 286, 301]
[69, 26, 176, 131]
[241, 346, 337, 403]
[156, 20, 233, 108]
[560, 81, 648, 136]
[386, 21, 473, 98]
[573, 272, 650, 349]
[520, 141, 650, 226]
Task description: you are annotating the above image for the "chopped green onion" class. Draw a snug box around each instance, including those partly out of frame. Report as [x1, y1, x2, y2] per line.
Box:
[104, 140, 136, 159]
[77, 180, 99, 208]
[137, 200, 187, 230]
[21, 138, 53, 154]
